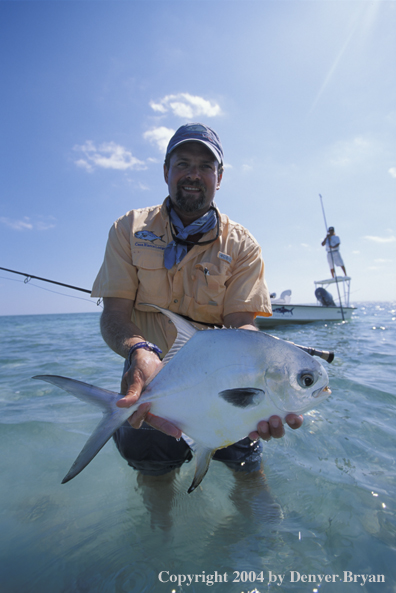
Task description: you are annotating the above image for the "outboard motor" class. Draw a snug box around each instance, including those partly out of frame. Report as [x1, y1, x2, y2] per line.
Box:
[315, 287, 336, 307]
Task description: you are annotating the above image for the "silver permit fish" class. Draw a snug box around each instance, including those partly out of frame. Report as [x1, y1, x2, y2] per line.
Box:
[33, 305, 331, 493]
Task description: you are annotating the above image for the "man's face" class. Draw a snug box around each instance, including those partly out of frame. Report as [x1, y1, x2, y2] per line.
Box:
[164, 142, 222, 220]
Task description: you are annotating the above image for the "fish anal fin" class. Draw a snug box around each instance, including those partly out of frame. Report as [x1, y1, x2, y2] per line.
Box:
[219, 387, 265, 408]
[188, 446, 215, 494]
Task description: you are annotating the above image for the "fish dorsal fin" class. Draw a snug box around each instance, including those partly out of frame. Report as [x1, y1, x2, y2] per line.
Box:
[219, 387, 265, 408]
[140, 303, 198, 365]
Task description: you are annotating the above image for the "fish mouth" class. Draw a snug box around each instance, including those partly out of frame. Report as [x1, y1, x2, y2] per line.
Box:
[282, 385, 332, 416]
[312, 385, 331, 399]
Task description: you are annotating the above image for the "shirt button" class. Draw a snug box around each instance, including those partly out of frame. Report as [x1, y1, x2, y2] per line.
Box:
[174, 299, 178, 303]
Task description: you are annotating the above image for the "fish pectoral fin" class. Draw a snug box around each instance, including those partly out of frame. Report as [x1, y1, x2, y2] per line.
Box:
[218, 387, 265, 408]
[188, 446, 215, 494]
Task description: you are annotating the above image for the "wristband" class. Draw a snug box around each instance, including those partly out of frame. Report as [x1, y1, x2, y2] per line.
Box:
[127, 341, 162, 366]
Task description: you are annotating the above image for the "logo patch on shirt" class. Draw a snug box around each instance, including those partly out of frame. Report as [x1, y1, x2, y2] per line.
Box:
[218, 252, 232, 264]
[135, 242, 165, 251]
[134, 230, 165, 244]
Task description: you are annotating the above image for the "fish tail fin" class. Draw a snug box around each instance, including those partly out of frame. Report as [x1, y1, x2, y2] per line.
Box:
[33, 375, 135, 483]
[61, 412, 126, 483]
[188, 446, 215, 494]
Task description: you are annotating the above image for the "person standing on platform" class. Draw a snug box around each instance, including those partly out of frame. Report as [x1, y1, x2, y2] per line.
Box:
[321, 226, 347, 278]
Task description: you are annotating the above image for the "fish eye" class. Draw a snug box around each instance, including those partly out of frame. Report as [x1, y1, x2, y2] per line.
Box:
[298, 371, 316, 388]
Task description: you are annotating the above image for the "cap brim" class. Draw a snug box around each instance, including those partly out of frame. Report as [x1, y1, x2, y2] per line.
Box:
[168, 139, 223, 164]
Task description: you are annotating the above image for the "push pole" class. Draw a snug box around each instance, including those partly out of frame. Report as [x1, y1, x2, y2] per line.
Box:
[319, 194, 345, 321]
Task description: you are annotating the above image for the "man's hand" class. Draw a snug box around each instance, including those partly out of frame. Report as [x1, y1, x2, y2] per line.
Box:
[101, 297, 182, 439]
[117, 348, 182, 439]
[249, 414, 303, 441]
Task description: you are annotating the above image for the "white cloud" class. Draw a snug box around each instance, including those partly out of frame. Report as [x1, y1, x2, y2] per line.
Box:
[242, 164, 253, 172]
[35, 220, 56, 231]
[0, 217, 33, 230]
[74, 141, 146, 172]
[364, 235, 396, 243]
[143, 127, 175, 153]
[75, 158, 94, 173]
[149, 93, 222, 119]
[388, 167, 396, 178]
[329, 136, 371, 167]
[0, 216, 56, 231]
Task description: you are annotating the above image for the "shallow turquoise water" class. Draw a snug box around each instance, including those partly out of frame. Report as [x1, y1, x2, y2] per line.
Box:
[0, 303, 395, 592]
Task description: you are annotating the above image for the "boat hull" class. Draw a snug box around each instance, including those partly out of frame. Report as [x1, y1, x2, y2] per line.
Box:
[255, 304, 356, 328]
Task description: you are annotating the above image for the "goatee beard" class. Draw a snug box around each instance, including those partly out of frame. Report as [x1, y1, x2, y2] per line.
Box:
[175, 187, 206, 213]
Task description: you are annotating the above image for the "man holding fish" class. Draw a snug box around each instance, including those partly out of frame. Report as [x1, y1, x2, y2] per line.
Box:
[91, 123, 303, 484]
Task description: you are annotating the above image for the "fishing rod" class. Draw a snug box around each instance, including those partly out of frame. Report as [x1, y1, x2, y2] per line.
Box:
[0, 266, 91, 294]
[270, 334, 334, 363]
[319, 194, 345, 321]
[2, 266, 335, 362]
[288, 341, 334, 363]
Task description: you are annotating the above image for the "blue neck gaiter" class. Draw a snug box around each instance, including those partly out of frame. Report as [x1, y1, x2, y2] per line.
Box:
[164, 199, 218, 270]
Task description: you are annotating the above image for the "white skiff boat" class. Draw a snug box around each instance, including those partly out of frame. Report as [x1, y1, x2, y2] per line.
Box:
[255, 276, 356, 328]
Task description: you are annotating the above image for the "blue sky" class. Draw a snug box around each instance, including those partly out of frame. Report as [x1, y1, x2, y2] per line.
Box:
[1, 0, 395, 316]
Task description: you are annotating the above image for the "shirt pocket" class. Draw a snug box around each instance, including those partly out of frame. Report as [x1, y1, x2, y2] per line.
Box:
[192, 262, 228, 307]
[132, 249, 170, 308]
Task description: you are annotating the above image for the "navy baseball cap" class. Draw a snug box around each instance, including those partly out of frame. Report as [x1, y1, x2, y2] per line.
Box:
[328, 226, 334, 232]
[165, 123, 224, 165]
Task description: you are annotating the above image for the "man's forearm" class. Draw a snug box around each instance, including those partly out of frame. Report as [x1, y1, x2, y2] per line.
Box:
[101, 302, 257, 360]
[100, 303, 145, 359]
[223, 311, 257, 331]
